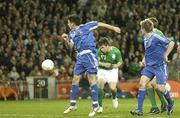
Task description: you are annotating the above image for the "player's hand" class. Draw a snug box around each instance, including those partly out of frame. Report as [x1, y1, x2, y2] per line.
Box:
[164, 55, 170, 63]
[113, 27, 121, 33]
[102, 63, 111, 68]
[139, 61, 145, 67]
[61, 33, 68, 42]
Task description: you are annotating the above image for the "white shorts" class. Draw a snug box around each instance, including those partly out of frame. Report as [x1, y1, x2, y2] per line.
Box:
[97, 68, 118, 83]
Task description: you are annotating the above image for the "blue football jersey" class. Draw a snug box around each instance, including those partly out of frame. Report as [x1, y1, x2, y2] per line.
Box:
[144, 33, 171, 66]
[68, 21, 98, 53]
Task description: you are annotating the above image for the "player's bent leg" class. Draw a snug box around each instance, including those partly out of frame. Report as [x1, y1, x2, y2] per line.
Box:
[130, 75, 150, 116]
[63, 75, 81, 114]
[109, 82, 118, 108]
[88, 74, 99, 117]
[155, 64, 174, 115]
[151, 78, 167, 113]
[157, 85, 174, 115]
[97, 79, 105, 113]
[155, 88, 167, 113]
[151, 78, 167, 112]
[146, 80, 160, 114]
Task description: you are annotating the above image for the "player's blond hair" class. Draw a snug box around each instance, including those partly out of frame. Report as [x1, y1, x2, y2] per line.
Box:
[140, 19, 154, 33]
[148, 17, 158, 27]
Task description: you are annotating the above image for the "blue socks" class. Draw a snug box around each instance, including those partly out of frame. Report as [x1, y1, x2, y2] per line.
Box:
[164, 90, 173, 105]
[137, 88, 146, 112]
[69, 83, 99, 108]
[91, 83, 99, 108]
[70, 84, 79, 106]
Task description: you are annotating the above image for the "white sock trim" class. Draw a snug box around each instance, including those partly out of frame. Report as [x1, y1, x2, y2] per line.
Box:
[70, 100, 76, 103]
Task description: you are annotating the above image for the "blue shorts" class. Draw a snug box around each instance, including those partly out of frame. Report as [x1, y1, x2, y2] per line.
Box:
[74, 52, 98, 75]
[141, 64, 168, 85]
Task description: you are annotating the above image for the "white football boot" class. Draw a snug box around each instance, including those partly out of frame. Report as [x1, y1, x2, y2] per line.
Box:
[112, 98, 118, 108]
[97, 106, 103, 113]
[88, 107, 99, 117]
[63, 105, 77, 114]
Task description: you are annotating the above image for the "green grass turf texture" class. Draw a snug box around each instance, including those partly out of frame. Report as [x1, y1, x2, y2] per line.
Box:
[0, 98, 179, 118]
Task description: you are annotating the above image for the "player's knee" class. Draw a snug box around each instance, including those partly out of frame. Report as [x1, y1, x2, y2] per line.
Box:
[146, 82, 152, 89]
[87, 74, 97, 85]
[98, 83, 104, 89]
[110, 86, 116, 91]
[152, 83, 158, 89]
[157, 84, 166, 93]
[109, 83, 117, 91]
[72, 76, 80, 84]
[139, 82, 146, 89]
[72, 79, 78, 84]
[98, 79, 104, 89]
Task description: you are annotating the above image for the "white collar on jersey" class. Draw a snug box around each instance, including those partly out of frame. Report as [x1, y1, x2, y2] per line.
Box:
[144, 32, 153, 40]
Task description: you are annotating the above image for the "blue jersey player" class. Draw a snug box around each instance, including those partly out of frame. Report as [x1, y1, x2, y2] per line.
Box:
[61, 14, 120, 117]
[130, 19, 174, 116]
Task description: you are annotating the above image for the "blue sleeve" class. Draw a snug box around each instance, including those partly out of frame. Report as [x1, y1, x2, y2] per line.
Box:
[68, 31, 75, 44]
[159, 37, 171, 46]
[84, 21, 98, 31]
[154, 34, 171, 46]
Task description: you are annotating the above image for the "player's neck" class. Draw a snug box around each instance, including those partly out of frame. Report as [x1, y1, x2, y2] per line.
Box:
[144, 32, 152, 38]
[71, 25, 79, 30]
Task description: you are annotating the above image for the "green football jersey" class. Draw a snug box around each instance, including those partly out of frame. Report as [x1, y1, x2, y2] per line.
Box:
[98, 46, 123, 70]
[153, 28, 164, 37]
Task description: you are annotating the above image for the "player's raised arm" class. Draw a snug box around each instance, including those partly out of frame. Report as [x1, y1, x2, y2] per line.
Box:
[59, 33, 74, 49]
[98, 22, 121, 33]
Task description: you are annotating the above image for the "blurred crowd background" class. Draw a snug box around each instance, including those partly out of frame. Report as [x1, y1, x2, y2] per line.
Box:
[0, 0, 179, 84]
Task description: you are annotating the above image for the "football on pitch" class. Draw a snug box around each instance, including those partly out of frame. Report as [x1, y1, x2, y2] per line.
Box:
[41, 59, 54, 71]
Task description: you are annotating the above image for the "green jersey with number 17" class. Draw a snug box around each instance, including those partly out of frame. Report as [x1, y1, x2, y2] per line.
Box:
[98, 46, 123, 70]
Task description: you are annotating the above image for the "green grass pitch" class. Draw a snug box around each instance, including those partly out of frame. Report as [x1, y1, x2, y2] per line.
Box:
[0, 98, 179, 118]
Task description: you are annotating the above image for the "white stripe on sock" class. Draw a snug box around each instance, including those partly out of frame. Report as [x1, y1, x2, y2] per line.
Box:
[70, 100, 76, 103]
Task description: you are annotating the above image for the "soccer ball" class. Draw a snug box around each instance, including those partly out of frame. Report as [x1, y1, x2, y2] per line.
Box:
[41, 59, 54, 71]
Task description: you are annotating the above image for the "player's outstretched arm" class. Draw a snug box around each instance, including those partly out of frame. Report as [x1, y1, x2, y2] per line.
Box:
[98, 22, 121, 33]
[164, 41, 175, 63]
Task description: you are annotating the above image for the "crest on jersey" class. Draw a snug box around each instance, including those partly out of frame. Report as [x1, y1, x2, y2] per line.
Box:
[112, 54, 116, 59]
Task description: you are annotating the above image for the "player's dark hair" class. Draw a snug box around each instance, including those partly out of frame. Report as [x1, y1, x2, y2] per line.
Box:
[98, 37, 111, 46]
[140, 19, 154, 33]
[148, 17, 158, 27]
[68, 14, 81, 26]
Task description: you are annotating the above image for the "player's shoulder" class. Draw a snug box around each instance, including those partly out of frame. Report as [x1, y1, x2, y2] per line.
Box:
[153, 28, 164, 37]
[85, 21, 98, 25]
[111, 46, 119, 50]
[152, 33, 165, 40]
[111, 46, 121, 53]
[153, 28, 162, 33]
[81, 21, 97, 27]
